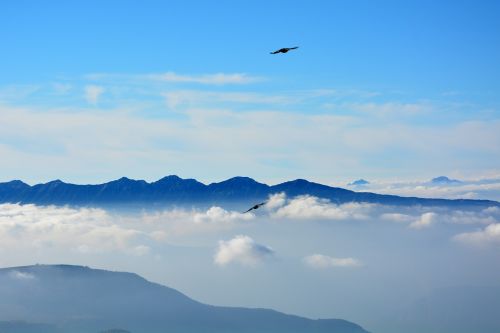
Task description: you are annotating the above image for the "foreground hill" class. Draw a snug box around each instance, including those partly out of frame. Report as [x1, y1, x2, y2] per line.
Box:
[0, 176, 497, 208]
[0, 265, 369, 333]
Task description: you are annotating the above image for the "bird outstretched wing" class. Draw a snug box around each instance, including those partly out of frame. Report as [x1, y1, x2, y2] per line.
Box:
[242, 202, 267, 213]
[270, 46, 299, 54]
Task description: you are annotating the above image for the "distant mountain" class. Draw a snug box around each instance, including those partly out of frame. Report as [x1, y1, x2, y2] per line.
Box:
[0, 265, 369, 333]
[0, 175, 497, 208]
[430, 176, 462, 185]
[347, 179, 370, 186]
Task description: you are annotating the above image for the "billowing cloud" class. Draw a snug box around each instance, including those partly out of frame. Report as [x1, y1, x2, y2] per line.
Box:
[265, 192, 287, 210]
[454, 223, 500, 246]
[0, 203, 147, 255]
[271, 195, 373, 220]
[214, 235, 274, 267]
[193, 206, 253, 224]
[303, 254, 362, 268]
[84, 85, 104, 104]
[409, 212, 437, 229]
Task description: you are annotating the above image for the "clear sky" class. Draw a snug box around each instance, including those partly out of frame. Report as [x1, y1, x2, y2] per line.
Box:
[1, 0, 499, 185]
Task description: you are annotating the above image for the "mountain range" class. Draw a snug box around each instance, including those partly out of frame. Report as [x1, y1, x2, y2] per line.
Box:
[0, 176, 497, 207]
[0, 264, 369, 333]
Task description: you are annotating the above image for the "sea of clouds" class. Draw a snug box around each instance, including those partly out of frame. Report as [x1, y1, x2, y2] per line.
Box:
[0, 193, 498, 268]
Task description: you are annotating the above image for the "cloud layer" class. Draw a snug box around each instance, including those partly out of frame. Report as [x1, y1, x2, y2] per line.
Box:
[1, 71, 499, 187]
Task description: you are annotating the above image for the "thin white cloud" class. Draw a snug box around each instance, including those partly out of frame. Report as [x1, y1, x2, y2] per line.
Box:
[84, 85, 104, 104]
[52, 82, 72, 94]
[0, 84, 40, 100]
[163, 90, 295, 109]
[304, 254, 362, 269]
[454, 223, 500, 246]
[380, 213, 415, 223]
[150, 72, 261, 85]
[214, 235, 274, 267]
[409, 212, 437, 229]
[1, 100, 499, 186]
[9, 271, 36, 280]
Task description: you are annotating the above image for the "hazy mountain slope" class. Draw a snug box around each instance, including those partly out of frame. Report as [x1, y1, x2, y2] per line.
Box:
[0, 265, 369, 333]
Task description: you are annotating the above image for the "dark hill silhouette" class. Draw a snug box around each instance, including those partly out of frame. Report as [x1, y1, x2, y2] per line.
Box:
[0, 265, 369, 333]
[0, 176, 497, 208]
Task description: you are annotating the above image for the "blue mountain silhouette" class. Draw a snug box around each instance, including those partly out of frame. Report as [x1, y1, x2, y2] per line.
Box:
[0, 175, 497, 207]
[0, 265, 370, 333]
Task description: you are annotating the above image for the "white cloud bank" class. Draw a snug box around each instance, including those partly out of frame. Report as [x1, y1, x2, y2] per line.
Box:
[409, 212, 437, 229]
[0, 203, 147, 255]
[304, 254, 362, 269]
[354, 177, 500, 202]
[214, 235, 274, 267]
[0, 203, 257, 261]
[268, 193, 373, 220]
[454, 223, 500, 246]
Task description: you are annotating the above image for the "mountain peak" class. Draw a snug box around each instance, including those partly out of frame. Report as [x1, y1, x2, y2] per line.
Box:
[0, 180, 29, 188]
[156, 175, 183, 182]
[348, 179, 370, 186]
[220, 176, 261, 184]
[43, 179, 66, 187]
[108, 177, 147, 185]
[431, 176, 462, 185]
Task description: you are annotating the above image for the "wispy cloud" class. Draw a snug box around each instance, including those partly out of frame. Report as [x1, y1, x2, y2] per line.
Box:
[84, 85, 104, 104]
[0, 84, 40, 101]
[85, 71, 262, 85]
[149, 72, 261, 85]
[163, 90, 295, 109]
[303, 254, 362, 268]
[214, 235, 274, 267]
[9, 270, 36, 280]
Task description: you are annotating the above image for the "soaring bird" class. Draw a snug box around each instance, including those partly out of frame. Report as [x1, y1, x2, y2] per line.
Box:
[270, 46, 299, 54]
[243, 202, 267, 213]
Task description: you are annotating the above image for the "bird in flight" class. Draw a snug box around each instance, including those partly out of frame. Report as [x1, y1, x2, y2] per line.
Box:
[270, 46, 299, 54]
[243, 202, 267, 213]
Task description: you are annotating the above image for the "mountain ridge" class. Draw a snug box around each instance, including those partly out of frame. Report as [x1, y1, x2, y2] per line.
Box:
[0, 264, 370, 333]
[0, 175, 497, 207]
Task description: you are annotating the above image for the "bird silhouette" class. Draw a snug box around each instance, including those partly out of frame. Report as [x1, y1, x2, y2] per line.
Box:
[270, 46, 299, 54]
[242, 202, 267, 213]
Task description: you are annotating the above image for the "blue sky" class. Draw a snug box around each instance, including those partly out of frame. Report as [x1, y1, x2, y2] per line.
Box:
[1, 0, 499, 185]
